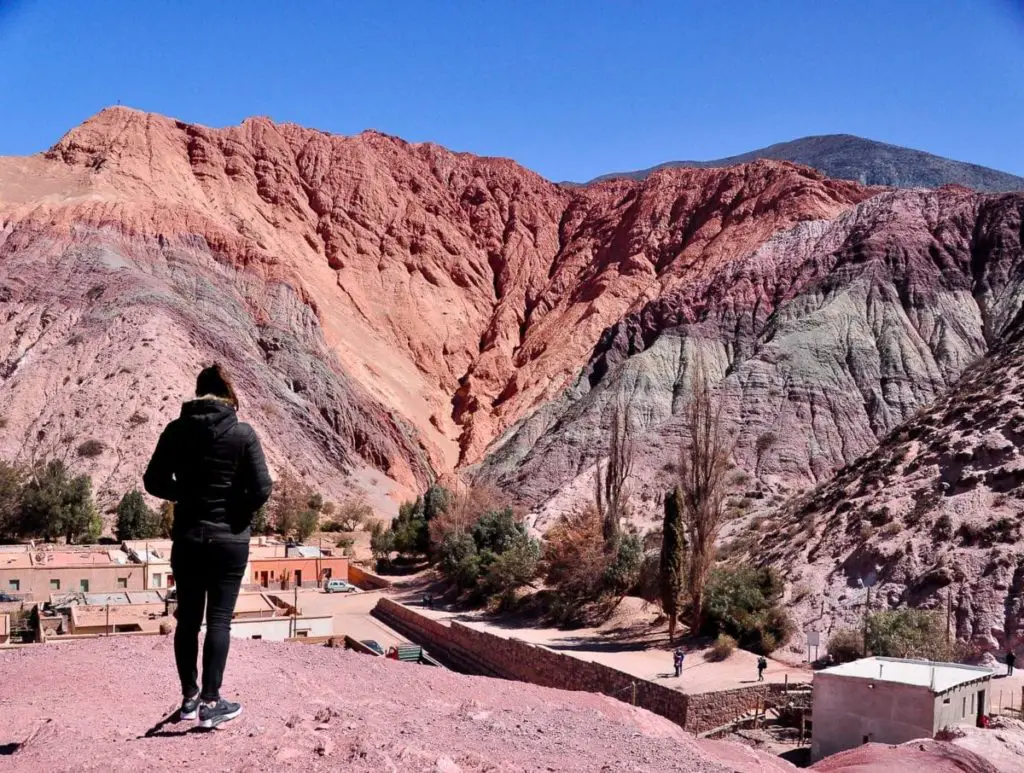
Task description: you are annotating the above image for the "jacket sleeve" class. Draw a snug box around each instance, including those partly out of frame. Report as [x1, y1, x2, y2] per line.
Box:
[143, 422, 180, 501]
[238, 425, 273, 515]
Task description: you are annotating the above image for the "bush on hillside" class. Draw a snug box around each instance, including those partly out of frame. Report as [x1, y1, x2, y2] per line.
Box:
[77, 439, 105, 458]
[702, 565, 793, 654]
[865, 608, 955, 661]
[708, 634, 737, 661]
[827, 628, 863, 664]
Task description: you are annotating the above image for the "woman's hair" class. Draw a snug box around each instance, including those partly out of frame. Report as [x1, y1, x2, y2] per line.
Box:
[195, 363, 239, 409]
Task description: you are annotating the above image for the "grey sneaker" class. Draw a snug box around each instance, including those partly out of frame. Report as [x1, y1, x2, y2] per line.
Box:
[198, 698, 242, 729]
[180, 693, 200, 721]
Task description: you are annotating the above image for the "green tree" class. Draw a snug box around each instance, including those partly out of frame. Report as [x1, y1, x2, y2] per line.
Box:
[19, 460, 99, 543]
[270, 471, 309, 537]
[471, 508, 523, 554]
[156, 502, 175, 539]
[370, 521, 396, 564]
[484, 536, 541, 598]
[603, 532, 643, 595]
[423, 484, 453, 521]
[865, 609, 952, 661]
[0, 459, 26, 541]
[250, 504, 270, 535]
[115, 490, 157, 541]
[659, 486, 687, 642]
[439, 531, 481, 590]
[702, 565, 792, 654]
[296, 508, 320, 541]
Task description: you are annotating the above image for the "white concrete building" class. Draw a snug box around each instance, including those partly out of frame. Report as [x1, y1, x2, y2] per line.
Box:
[811, 656, 993, 761]
[225, 614, 334, 641]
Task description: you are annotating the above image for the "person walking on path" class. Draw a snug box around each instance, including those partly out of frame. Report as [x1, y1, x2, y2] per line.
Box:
[757, 656, 768, 682]
[1007, 650, 1016, 677]
[673, 647, 685, 678]
[145, 364, 273, 729]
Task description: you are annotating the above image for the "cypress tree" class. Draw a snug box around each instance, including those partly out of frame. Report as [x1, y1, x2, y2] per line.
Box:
[660, 486, 687, 642]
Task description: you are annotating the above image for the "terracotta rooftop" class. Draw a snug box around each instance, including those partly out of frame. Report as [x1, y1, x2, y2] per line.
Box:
[69, 603, 164, 631]
[0, 553, 32, 569]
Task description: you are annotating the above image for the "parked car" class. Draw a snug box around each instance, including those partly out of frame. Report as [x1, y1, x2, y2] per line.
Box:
[360, 639, 385, 656]
[0, 592, 19, 602]
[323, 579, 359, 594]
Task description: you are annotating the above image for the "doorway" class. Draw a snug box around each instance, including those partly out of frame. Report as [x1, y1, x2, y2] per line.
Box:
[977, 689, 986, 724]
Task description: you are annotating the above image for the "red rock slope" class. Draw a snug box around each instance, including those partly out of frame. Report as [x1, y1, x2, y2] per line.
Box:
[0, 106, 872, 508]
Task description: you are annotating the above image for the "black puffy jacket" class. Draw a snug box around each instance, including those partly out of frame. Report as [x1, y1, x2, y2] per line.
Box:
[143, 398, 273, 541]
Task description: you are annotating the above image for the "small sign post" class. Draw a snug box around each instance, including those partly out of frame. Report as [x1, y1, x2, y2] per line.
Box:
[807, 630, 821, 663]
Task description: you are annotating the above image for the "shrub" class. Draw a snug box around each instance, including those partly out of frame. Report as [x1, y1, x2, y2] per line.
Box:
[602, 533, 643, 594]
[127, 410, 149, 427]
[932, 513, 954, 541]
[77, 439, 105, 458]
[755, 431, 778, 456]
[438, 531, 481, 590]
[709, 634, 737, 661]
[543, 506, 606, 615]
[828, 628, 863, 663]
[702, 565, 792, 654]
[483, 536, 541, 598]
[865, 609, 955, 660]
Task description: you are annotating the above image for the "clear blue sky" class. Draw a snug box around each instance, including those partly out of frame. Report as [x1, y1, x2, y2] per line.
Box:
[1, 0, 1022, 181]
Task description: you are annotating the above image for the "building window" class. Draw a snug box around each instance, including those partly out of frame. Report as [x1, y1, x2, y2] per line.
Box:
[117, 577, 128, 589]
[8, 579, 18, 592]
[80, 579, 89, 592]
[50, 579, 60, 591]
[295, 630, 308, 638]
[943, 697, 950, 704]
[963, 698, 967, 717]
[153, 573, 162, 587]
[251, 635, 262, 640]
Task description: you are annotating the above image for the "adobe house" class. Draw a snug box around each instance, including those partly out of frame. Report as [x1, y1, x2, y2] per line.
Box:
[811, 656, 993, 761]
[0, 547, 143, 599]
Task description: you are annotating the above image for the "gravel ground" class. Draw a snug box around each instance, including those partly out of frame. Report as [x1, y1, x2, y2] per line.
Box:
[0, 636, 800, 772]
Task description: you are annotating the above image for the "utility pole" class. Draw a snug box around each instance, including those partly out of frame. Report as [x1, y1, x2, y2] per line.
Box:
[947, 588, 952, 645]
[106, 603, 110, 636]
[292, 584, 298, 638]
[863, 585, 872, 657]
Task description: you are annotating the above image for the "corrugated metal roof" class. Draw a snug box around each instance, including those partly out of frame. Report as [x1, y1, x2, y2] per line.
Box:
[818, 657, 993, 693]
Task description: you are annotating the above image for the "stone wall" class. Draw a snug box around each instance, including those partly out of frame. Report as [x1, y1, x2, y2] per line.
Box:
[348, 564, 392, 590]
[374, 598, 798, 733]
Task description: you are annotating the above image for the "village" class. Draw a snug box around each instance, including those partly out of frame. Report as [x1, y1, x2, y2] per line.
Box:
[4, 533, 1024, 768]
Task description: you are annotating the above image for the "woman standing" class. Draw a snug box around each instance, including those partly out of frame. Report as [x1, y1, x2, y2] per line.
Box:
[144, 364, 273, 729]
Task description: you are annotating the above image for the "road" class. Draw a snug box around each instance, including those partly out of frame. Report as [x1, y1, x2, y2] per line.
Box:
[266, 588, 404, 649]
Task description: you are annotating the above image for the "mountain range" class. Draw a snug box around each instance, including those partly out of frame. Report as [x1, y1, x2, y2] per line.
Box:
[1, 107, 1023, 653]
[591, 134, 1024, 193]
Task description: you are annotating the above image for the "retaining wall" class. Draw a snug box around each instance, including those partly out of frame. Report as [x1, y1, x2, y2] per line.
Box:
[373, 598, 798, 733]
[348, 565, 392, 590]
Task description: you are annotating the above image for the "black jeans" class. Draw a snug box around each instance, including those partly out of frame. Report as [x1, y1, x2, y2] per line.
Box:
[171, 531, 249, 702]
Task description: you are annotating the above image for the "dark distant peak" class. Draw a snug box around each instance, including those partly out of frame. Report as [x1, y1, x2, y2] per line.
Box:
[591, 135, 1024, 193]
